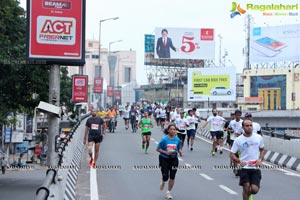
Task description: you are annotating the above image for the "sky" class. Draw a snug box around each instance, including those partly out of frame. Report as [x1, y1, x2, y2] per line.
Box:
[20, 0, 300, 85]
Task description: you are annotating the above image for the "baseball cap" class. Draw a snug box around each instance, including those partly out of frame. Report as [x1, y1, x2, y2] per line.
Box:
[245, 112, 252, 117]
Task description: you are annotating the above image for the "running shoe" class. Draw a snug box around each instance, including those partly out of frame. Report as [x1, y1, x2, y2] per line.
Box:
[160, 180, 165, 191]
[144, 149, 148, 154]
[165, 192, 173, 199]
[89, 158, 94, 167]
[248, 194, 253, 200]
[92, 162, 96, 168]
[190, 147, 193, 151]
[220, 151, 223, 154]
[212, 151, 216, 156]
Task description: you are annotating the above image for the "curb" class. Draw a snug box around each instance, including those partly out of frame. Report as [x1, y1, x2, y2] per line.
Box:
[197, 129, 300, 172]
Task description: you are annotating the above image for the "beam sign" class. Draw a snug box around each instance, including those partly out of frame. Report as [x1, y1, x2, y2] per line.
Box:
[26, 0, 86, 66]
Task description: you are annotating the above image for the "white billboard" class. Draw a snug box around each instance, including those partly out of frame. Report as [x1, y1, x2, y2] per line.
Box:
[154, 27, 215, 60]
[250, 24, 300, 63]
[187, 67, 236, 102]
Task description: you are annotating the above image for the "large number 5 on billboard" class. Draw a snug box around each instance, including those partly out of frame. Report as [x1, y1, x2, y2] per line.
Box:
[181, 34, 196, 53]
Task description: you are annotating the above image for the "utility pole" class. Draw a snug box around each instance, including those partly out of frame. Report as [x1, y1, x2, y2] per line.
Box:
[47, 65, 60, 166]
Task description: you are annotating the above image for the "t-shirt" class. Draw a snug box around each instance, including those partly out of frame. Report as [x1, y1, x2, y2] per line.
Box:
[86, 117, 104, 136]
[186, 116, 197, 130]
[124, 108, 130, 118]
[231, 133, 264, 169]
[228, 119, 244, 140]
[175, 118, 187, 134]
[207, 115, 225, 132]
[160, 109, 166, 119]
[252, 122, 261, 134]
[157, 135, 181, 158]
[107, 110, 116, 118]
[130, 109, 137, 120]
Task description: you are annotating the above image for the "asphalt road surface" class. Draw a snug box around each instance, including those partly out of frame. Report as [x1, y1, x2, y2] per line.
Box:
[76, 117, 300, 200]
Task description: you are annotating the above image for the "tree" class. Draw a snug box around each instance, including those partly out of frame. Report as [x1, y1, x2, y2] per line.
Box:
[0, 0, 49, 123]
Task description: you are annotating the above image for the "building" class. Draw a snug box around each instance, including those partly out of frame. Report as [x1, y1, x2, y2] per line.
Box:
[240, 67, 300, 110]
[68, 39, 137, 108]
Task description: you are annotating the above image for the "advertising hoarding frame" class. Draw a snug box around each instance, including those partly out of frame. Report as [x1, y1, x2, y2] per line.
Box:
[187, 67, 236, 102]
[72, 75, 88, 103]
[94, 77, 103, 93]
[26, 0, 86, 66]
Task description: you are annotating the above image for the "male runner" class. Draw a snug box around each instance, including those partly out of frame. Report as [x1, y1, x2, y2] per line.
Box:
[230, 119, 264, 200]
[138, 110, 153, 154]
[84, 109, 106, 168]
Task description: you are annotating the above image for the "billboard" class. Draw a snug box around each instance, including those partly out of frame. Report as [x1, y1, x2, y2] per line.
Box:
[72, 75, 88, 102]
[154, 27, 215, 60]
[187, 67, 236, 101]
[107, 86, 113, 97]
[4, 127, 12, 143]
[144, 34, 205, 67]
[15, 141, 29, 154]
[94, 77, 103, 93]
[26, 0, 86, 65]
[250, 24, 300, 63]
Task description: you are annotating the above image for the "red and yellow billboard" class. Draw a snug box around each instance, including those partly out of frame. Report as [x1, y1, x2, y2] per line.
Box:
[27, 0, 85, 65]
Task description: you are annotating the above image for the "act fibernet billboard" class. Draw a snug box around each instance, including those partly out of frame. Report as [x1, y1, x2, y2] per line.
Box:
[250, 24, 300, 63]
[27, 0, 86, 65]
[187, 67, 236, 102]
[154, 27, 215, 60]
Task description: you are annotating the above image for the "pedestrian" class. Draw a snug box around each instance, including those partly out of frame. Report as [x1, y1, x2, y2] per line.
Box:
[230, 119, 265, 200]
[84, 109, 106, 168]
[1, 157, 7, 174]
[157, 124, 182, 199]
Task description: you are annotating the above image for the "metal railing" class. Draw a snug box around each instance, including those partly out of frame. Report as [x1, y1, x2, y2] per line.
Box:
[36, 114, 90, 200]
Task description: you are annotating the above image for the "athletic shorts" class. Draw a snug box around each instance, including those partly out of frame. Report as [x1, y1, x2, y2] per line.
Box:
[142, 131, 151, 136]
[88, 134, 103, 143]
[160, 118, 166, 122]
[210, 131, 224, 139]
[159, 156, 179, 181]
[228, 139, 234, 147]
[123, 117, 129, 120]
[239, 169, 262, 187]
[187, 129, 196, 138]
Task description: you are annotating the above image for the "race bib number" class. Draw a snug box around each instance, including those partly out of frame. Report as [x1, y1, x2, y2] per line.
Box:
[91, 124, 99, 130]
[144, 125, 149, 128]
[179, 125, 185, 129]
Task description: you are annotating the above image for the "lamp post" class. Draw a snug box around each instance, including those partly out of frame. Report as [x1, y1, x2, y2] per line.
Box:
[98, 17, 119, 108]
[108, 40, 122, 105]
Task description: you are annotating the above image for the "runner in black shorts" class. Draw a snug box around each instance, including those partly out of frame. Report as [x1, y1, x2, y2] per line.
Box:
[84, 109, 106, 168]
[230, 119, 265, 200]
[157, 124, 182, 199]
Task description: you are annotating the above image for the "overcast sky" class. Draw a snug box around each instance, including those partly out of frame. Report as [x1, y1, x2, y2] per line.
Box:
[20, 0, 299, 84]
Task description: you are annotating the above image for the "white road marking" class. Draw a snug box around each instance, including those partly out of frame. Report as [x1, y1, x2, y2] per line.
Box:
[199, 173, 214, 180]
[154, 141, 159, 144]
[178, 157, 183, 161]
[151, 138, 155, 141]
[90, 146, 99, 200]
[219, 185, 238, 195]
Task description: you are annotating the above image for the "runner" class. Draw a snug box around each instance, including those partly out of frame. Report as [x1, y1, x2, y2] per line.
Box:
[84, 109, 106, 168]
[228, 109, 244, 175]
[129, 105, 138, 133]
[123, 105, 130, 130]
[202, 109, 226, 156]
[159, 106, 167, 131]
[138, 110, 153, 154]
[186, 110, 200, 151]
[225, 112, 235, 147]
[230, 119, 265, 200]
[157, 124, 182, 199]
[175, 111, 187, 149]
[192, 107, 201, 132]
[244, 112, 262, 135]
[97, 107, 106, 118]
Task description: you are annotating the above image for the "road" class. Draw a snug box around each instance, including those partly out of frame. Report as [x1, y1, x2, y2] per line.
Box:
[0, 166, 46, 199]
[76, 118, 300, 200]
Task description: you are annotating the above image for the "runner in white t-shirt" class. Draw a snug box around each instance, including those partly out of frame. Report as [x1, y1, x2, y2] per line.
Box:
[202, 109, 226, 156]
[186, 110, 200, 151]
[244, 112, 262, 135]
[175, 111, 188, 149]
[230, 119, 265, 200]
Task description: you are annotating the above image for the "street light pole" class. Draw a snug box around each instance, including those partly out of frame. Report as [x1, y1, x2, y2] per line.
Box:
[98, 17, 119, 108]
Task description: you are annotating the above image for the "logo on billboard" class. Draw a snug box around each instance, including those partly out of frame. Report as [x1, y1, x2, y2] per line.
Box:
[230, 2, 246, 18]
[37, 16, 76, 45]
[75, 78, 85, 86]
[200, 29, 214, 40]
[43, 0, 72, 9]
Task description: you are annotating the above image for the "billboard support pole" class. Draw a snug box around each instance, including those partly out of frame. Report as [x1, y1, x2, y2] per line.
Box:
[47, 65, 60, 167]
